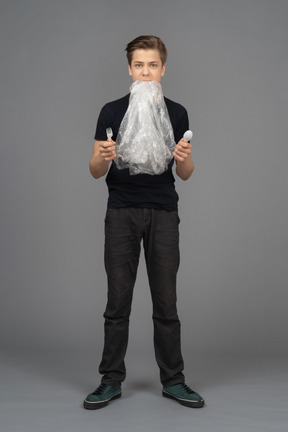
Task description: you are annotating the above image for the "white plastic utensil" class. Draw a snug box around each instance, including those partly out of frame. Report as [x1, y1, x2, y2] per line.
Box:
[183, 130, 193, 142]
[106, 127, 113, 142]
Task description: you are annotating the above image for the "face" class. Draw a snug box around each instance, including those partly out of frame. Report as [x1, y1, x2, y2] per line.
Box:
[128, 49, 166, 83]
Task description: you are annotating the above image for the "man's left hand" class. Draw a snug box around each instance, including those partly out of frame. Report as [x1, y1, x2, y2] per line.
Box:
[173, 138, 192, 163]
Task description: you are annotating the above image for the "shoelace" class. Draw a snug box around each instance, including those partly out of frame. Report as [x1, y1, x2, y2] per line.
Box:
[92, 384, 108, 395]
[180, 383, 196, 394]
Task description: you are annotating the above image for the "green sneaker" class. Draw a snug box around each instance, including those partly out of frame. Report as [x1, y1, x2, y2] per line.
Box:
[83, 384, 122, 410]
[162, 383, 205, 408]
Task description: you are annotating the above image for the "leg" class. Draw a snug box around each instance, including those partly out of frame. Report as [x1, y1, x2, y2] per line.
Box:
[99, 208, 142, 386]
[143, 209, 185, 386]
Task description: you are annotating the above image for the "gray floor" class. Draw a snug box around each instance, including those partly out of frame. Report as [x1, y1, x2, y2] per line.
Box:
[1, 349, 287, 432]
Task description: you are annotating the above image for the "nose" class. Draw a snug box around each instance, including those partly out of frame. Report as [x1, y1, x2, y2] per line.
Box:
[142, 65, 150, 76]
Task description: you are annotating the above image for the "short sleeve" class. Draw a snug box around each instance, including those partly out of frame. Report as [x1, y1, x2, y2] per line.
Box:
[94, 104, 111, 141]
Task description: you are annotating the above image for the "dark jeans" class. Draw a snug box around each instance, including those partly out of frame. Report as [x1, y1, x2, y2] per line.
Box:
[99, 207, 185, 387]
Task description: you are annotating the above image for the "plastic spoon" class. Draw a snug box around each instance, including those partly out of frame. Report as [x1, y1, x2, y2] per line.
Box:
[183, 130, 193, 142]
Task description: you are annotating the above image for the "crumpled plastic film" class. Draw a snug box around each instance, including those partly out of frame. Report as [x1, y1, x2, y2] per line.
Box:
[115, 80, 176, 175]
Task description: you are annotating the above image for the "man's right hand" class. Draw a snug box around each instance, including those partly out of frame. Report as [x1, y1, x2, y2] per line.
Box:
[99, 139, 117, 161]
[89, 139, 117, 179]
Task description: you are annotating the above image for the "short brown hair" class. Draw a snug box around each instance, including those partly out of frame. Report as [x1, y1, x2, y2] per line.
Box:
[125, 35, 167, 65]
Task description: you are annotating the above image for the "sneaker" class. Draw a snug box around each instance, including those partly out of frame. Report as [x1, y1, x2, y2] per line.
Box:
[83, 384, 122, 410]
[162, 383, 205, 408]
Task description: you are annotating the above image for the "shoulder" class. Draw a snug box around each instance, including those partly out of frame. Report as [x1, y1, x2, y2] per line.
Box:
[102, 94, 130, 113]
[164, 96, 187, 117]
[97, 94, 129, 126]
[95, 94, 130, 141]
[164, 96, 189, 127]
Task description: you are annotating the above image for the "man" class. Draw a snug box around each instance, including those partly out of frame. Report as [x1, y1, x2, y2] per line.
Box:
[84, 35, 204, 409]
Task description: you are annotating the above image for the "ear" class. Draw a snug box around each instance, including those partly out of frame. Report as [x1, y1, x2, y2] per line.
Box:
[128, 64, 132, 76]
[161, 63, 166, 77]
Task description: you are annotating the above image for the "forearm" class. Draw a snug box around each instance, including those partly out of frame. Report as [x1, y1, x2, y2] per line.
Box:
[173, 138, 194, 180]
[89, 154, 109, 179]
[176, 158, 194, 181]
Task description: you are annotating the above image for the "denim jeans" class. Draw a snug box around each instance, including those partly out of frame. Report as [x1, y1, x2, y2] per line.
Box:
[99, 207, 185, 387]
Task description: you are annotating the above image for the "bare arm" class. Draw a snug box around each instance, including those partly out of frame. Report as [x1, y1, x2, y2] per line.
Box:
[89, 139, 116, 179]
[174, 138, 195, 181]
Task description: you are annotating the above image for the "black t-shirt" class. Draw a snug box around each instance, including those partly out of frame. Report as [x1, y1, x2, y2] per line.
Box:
[94, 93, 189, 210]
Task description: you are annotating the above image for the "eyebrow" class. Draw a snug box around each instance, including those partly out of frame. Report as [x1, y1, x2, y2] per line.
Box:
[133, 60, 160, 64]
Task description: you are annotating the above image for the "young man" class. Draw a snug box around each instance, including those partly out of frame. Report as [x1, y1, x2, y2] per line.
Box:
[84, 36, 204, 409]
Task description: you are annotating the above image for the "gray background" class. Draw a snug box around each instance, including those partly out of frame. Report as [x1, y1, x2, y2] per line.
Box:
[1, 0, 287, 431]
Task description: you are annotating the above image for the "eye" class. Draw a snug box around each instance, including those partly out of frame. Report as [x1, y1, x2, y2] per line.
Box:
[151, 64, 158, 68]
[135, 64, 142, 68]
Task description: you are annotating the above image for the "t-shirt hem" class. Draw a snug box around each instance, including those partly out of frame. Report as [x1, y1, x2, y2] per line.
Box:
[107, 203, 178, 211]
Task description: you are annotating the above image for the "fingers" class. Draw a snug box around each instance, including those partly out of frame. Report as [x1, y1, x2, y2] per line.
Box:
[99, 139, 116, 161]
[174, 139, 192, 162]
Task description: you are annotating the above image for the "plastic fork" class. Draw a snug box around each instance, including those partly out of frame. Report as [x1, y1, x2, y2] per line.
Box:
[106, 127, 113, 142]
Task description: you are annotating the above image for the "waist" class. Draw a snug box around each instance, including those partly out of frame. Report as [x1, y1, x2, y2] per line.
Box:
[107, 183, 178, 211]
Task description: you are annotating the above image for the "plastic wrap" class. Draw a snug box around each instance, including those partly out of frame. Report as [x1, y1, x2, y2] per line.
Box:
[115, 80, 176, 175]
